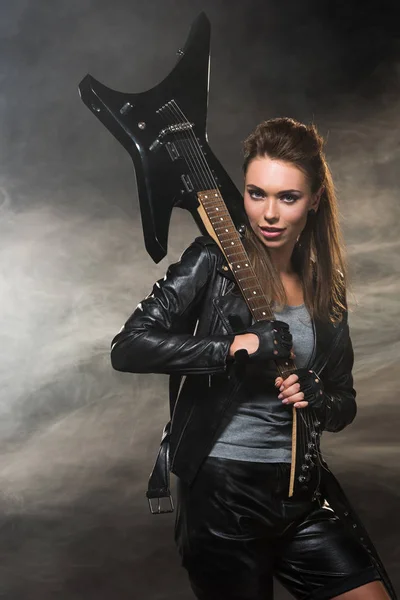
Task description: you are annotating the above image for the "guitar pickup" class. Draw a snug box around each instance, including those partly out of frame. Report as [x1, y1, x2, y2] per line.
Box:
[166, 142, 180, 161]
[181, 174, 194, 192]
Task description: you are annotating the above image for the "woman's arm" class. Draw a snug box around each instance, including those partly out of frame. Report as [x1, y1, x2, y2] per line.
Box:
[110, 240, 235, 376]
[318, 323, 357, 432]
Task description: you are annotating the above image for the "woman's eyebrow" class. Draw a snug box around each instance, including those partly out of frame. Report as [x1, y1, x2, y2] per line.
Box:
[246, 184, 302, 194]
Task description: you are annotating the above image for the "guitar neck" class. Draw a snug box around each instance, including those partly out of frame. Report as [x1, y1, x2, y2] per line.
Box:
[198, 189, 275, 319]
[198, 189, 296, 375]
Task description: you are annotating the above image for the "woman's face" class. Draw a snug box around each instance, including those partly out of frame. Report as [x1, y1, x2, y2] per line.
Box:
[244, 156, 320, 251]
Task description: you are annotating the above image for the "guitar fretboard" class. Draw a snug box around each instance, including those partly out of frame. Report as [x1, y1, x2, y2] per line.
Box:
[198, 189, 278, 320]
[198, 189, 297, 379]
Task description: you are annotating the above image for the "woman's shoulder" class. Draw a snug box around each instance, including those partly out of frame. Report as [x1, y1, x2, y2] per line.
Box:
[166, 235, 224, 283]
[179, 234, 223, 264]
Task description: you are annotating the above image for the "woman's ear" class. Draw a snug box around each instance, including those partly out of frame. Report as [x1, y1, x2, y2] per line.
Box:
[312, 185, 324, 212]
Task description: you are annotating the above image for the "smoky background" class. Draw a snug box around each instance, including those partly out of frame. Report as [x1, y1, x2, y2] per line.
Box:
[0, 0, 399, 598]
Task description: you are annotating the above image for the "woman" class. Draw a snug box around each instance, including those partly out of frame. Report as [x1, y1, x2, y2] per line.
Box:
[111, 118, 395, 600]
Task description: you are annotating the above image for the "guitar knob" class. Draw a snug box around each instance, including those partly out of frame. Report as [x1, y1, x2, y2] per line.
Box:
[307, 442, 315, 449]
[299, 474, 311, 484]
[301, 464, 310, 472]
[305, 453, 312, 461]
[315, 420, 321, 428]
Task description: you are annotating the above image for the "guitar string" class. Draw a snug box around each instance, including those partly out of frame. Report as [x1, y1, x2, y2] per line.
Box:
[167, 102, 213, 190]
[171, 101, 220, 190]
[158, 102, 209, 189]
[157, 105, 204, 191]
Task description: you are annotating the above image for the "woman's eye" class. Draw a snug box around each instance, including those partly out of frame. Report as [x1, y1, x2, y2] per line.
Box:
[249, 190, 264, 199]
[281, 194, 298, 203]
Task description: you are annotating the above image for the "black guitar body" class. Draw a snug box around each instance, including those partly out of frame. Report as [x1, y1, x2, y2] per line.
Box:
[79, 12, 246, 263]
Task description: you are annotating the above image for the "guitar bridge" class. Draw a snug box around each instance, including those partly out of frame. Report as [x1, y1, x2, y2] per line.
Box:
[149, 120, 194, 152]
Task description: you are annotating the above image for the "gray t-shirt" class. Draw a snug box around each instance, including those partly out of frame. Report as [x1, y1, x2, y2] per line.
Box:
[208, 303, 315, 463]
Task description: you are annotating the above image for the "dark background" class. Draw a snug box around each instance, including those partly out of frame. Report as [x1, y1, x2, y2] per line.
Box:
[0, 1, 399, 598]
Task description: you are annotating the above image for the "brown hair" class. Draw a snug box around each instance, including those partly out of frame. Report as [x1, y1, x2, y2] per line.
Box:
[242, 117, 347, 323]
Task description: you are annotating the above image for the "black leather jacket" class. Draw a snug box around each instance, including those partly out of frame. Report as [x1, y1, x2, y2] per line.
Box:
[111, 235, 396, 599]
[111, 235, 356, 481]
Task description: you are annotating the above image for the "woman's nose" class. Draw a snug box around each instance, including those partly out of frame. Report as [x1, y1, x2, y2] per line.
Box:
[263, 199, 279, 222]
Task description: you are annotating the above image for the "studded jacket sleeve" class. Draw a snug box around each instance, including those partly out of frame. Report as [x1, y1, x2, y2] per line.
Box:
[110, 240, 234, 375]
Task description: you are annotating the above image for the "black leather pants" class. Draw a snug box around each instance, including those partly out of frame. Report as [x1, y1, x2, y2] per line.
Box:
[175, 457, 381, 600]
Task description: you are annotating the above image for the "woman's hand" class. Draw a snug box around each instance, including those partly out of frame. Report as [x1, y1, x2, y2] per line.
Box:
[229, 320, 294, 362]
[275, 369, 324, 410]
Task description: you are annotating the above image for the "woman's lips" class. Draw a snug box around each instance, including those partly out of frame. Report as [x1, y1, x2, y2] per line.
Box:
[259, 227, 286, 239]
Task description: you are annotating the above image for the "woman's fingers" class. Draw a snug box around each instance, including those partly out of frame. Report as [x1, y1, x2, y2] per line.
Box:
[274, 373, 307, 408]
[293, 400, 309, 409]
[278, 381, 301, 399]
[274, 373, 308, 409]
[281, 391, 308, 409]
[275, 374, 297, 389]
[280, 390, 303, 403]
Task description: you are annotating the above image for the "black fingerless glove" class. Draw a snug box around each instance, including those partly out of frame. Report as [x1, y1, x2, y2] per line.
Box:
[239, 319, 293, 363]
[295, 368, 325, 409]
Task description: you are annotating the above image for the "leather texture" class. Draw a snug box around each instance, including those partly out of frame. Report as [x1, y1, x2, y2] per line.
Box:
[176, 457, 381, 600]
[292, 367, 325, 409]
[111, 235, 396, 599]
[111, 235, 357, 472]
[244, 319, 293, 361]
